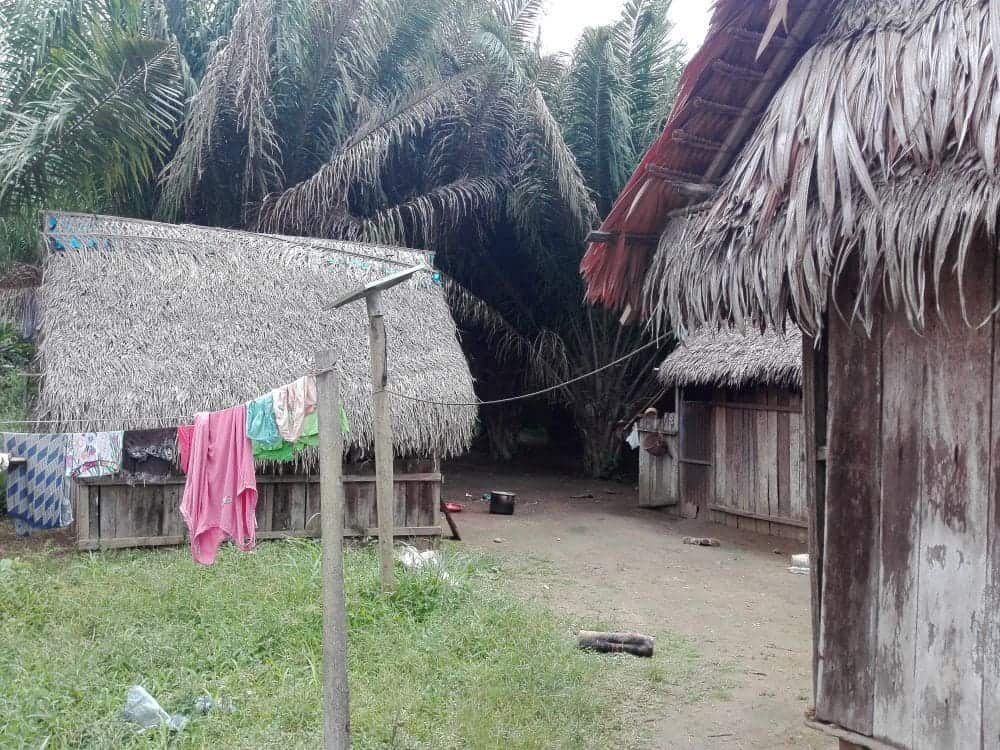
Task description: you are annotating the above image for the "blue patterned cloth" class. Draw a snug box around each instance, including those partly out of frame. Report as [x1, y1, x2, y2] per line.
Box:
[3, 433, 73, 530]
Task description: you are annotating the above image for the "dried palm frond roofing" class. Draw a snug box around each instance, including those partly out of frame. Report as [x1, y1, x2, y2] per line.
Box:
[589, 0, 1000, 336]
[36, 211, 477, 457]
[581, 0, 830, 314]
[658, 328, 802, 390]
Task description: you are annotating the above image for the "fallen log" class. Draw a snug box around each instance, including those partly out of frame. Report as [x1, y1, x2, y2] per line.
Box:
[577, 631, 654, 658]
[682, 536, 720, 547]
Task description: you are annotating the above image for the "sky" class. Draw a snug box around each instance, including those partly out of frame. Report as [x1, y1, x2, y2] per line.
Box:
[539, 0, 712, 58]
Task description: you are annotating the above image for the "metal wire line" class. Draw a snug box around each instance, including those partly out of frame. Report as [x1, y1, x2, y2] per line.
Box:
[0, 342, 663, 426]
[384, 338, 664, 407]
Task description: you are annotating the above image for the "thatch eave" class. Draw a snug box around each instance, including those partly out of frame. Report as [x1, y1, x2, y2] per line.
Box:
[658, 328, 802, 391]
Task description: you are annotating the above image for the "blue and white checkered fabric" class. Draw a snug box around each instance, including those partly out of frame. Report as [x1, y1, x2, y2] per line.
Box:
[4, 433, 72, 530]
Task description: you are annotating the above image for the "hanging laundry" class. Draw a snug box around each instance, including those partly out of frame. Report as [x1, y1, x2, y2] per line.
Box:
[251, 404, 349, 463]
[272, 376, 317, 442]
[0, 452, 10, 472]
[65, 431, 124, 478]
[246, 393, 283, 451]
[176, 424, 194, 474]
[180, 405, 258, 565]
[121, 429, 177, 484]
[3, 433, 72, 531]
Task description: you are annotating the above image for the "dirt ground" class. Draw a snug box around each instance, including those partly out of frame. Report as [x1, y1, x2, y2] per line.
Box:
[0, 463, 834, 749]
[443, 462, 836, 750]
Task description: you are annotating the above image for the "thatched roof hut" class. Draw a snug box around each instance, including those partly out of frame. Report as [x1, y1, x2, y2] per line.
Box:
[36, 211, 477, 458]
[658, 328, 802, 391]
[585, 2, 1000, 748]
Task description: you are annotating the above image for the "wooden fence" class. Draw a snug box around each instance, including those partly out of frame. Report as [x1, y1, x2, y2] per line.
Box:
[76, 459, 442, 551]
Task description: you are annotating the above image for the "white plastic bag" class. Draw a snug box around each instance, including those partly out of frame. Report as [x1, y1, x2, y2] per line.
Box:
[122, 685, 188, 732]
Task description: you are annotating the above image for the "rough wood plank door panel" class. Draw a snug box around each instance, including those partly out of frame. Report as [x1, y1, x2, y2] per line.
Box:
[777, 410, 791, 518]
[712, 406, 729, 506]
[287, 482, 307, 531]
[816, 274, 882, 735]
[161, 483, 184, 538]
[789, 414, 805, 520]
[727, 407, 743, 512]
[98, 485, 119, 541]
[872, 312, 924, 748]
[912, 247, 993, 750]
[394, 480, 407, 526]
[305, 482, 321, 532]
[88, 486, 100, 543]
[763, 407, 779, 521]
[255, 483, 275, 532]
[129, 485, 163, 537]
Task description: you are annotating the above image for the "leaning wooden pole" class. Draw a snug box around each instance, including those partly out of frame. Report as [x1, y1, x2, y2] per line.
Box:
[366, 290, 395, 592]
[316, 351, 350, 749]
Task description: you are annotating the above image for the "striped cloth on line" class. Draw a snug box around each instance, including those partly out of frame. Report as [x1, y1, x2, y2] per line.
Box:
[3, 433, 73, 530]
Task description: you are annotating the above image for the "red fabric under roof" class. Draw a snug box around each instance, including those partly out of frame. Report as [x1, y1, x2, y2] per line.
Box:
[580, 0, 820, 313]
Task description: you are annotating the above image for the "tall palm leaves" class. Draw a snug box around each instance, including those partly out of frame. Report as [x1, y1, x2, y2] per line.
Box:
[159, 0, 595, 243]
[0, 0, 188, 212]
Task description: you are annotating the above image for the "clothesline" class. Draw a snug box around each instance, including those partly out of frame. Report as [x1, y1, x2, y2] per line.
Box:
[0, 338, 664, 427]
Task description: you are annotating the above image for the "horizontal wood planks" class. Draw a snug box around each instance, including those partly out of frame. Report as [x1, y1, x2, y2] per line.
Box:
[78, 473, 442, 550]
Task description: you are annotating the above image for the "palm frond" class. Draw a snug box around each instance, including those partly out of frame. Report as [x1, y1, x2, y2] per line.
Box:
[0, 31, 185, 211]
[255, 73, 474, 234]
[158, 0, 282, 218]
[562, 27, 633, 215]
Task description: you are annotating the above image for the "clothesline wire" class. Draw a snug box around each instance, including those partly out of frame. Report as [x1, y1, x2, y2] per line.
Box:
[0, 339, 664, 427]
[384, 338, 664, 407]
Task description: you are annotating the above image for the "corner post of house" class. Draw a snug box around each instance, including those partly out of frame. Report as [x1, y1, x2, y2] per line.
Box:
[315, 349, 350, 749]
[366, 290, 395, 592]
[801, 328, 828, 703]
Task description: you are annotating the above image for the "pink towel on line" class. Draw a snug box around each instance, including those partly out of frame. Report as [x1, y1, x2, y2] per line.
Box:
[177, 424, 194, 474]
[179, 405, 258, 565]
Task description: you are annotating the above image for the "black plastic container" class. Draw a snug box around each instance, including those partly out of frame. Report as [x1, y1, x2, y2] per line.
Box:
[488, 491, 516, 515]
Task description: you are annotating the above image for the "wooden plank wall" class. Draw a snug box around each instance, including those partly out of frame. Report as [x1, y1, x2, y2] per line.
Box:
[816, 236, 998, 749]
[707, 386, 806, 539]
[678, 398, 713, 519]
[78, 471, 442, 550]
[638, 412, 679, 508]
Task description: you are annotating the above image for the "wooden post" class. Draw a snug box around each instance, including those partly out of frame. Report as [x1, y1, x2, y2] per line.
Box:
[366, 291, 395, 592]
[802, 330, 828, 704]
[316, 351, 350, 749]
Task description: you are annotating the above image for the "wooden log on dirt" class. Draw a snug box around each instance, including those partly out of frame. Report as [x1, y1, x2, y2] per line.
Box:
[682, 536, 721, 547]
[577, 631, 654, 658]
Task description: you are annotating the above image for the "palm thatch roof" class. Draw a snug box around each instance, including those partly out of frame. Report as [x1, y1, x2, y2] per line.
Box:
[587, 0, 1000, 337]
[581, 0, 829, 315]
[35, 211, 477, 457]
[658, 328, 802, 390]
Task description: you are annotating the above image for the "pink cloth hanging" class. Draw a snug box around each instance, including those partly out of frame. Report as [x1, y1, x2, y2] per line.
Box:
[180, 405, 258, 565]
[176, 424, 194, 474]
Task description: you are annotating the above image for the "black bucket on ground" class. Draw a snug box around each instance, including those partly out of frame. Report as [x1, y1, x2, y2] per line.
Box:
[488, 491, 516, 515]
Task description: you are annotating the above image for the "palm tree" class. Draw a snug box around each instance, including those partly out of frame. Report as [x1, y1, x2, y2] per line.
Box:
[0, 0, 684, 477]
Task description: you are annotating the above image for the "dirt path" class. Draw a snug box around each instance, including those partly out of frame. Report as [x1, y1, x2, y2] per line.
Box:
[444, 464, 835, 750]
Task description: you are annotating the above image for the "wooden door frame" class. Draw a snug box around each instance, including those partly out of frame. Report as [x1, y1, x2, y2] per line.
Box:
[802, 329, 829, 702]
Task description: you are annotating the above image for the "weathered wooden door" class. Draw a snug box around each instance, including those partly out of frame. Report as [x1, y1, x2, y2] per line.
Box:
[678, 389, 713, 518]
[708, 386, 807, 539]
[637, 412, 678, 508]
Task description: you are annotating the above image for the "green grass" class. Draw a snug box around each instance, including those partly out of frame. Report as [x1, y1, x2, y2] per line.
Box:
[0, 540, 713, 749]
